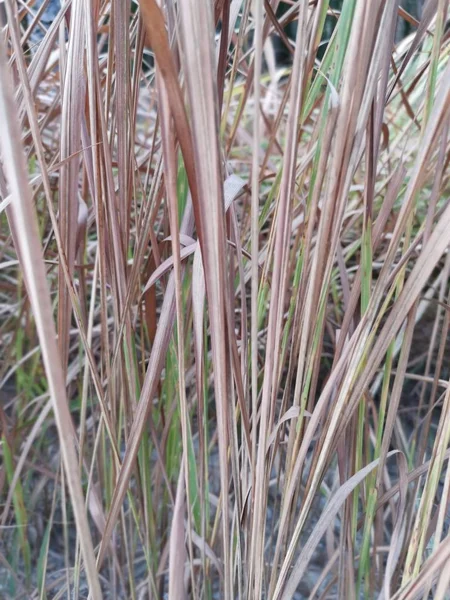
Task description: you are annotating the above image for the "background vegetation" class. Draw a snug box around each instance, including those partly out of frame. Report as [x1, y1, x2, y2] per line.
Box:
[1, 0, 450, 598]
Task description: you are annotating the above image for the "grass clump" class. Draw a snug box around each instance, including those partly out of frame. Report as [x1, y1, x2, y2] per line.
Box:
[1, 1, 450, 598]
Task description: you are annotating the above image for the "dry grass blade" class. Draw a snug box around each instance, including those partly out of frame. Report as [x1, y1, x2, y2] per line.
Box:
[252, 2, 309, 595]
[0, 30, 102, 600]
[177, 0, 232, 596]
[57, 0, 86, 374]
[139, 0, 199, 207]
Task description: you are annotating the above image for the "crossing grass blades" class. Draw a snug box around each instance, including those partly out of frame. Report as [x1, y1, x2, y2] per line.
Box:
[1, 0, 450, 598]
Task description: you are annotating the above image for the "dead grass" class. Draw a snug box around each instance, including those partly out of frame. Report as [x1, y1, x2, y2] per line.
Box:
[1, 1, 450, 598]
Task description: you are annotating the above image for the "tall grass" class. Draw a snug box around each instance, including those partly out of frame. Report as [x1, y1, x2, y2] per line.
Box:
[1, 0, 450, 598]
